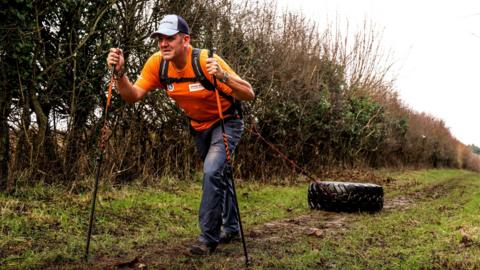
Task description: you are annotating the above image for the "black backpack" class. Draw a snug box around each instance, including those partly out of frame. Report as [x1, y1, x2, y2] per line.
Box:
[159, 48, 242, 120]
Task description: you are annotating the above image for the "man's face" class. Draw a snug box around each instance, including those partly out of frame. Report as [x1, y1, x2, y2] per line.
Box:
[157, 33, 189, 61]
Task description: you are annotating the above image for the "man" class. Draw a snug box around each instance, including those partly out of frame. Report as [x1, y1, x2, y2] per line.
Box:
[106, 14, 254, 255]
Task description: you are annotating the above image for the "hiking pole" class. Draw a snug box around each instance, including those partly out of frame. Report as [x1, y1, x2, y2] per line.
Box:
[85, 65, 115, 262]
[209, 50, 250, 266]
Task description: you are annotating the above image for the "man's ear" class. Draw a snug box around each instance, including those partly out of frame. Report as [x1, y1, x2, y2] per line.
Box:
[183, 34, 190, 47]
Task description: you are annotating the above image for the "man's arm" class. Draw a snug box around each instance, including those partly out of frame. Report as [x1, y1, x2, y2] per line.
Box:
[218, 73, 255, 101]
[114, 74, 149, 103]
[206, 57, 255, 101]
[107, 48, 149, 103]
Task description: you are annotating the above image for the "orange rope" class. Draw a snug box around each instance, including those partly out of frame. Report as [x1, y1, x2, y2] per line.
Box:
[105, 74, 114, 116]
[248, 121, 317, 182]
[99, 72, 115, 152]
[213, 80, 232, 163]
[213, 80, 224, 119]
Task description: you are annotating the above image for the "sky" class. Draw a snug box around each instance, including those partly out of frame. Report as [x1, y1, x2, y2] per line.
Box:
[275, 0, 480, 146]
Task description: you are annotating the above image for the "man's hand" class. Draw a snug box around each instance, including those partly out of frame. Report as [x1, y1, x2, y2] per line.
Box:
[206, 57, 227, 81]
[107, 48, 125, 73]
[205, 56, 254, 100]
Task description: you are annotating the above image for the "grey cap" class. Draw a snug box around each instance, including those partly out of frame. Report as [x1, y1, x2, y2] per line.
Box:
[150, 14, 190, 38]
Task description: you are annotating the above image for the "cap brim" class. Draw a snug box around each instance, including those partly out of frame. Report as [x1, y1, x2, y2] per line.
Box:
[150, 29, 179, 38]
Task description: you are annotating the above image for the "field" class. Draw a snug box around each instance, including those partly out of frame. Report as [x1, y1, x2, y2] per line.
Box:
[1, 169, 480, 269]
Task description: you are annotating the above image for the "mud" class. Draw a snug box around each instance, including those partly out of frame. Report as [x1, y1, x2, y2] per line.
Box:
[49, 174, 465, 270]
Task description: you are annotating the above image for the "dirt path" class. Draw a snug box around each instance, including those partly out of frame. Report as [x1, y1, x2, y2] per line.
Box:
[52, 175, 463, 270]
[73, 212, 351, 270]
[51, 196, 407, 269]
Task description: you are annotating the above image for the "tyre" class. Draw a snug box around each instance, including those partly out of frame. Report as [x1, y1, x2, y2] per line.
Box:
[308, 181, 383, 212]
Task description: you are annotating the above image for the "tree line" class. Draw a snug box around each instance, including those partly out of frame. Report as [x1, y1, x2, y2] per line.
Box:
[1, 0, 479, 192]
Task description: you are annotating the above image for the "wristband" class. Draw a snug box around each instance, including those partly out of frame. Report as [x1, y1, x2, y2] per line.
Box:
[219, 71, 230, 83]
[113, 68, 126, 80]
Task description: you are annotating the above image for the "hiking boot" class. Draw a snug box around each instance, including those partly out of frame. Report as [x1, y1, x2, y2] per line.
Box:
[187, 241, 217, 256]
[219, 231, 240, 244]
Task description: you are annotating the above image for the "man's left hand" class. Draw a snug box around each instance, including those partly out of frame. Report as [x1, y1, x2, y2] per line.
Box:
[206, 57, 226, 80]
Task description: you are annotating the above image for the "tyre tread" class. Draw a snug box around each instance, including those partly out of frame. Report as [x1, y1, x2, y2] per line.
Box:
[308, 181, 383, 212]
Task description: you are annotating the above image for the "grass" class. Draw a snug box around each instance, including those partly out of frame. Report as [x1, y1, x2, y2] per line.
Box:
[1, 169, 480, 269]
[299, 169, 480, 270]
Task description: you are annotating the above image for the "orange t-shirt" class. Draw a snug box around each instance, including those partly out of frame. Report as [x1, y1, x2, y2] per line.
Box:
[135, 47, 238, 131]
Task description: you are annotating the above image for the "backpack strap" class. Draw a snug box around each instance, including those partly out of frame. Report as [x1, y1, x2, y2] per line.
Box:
[191, 48, 215, 90]
[159, 54, 198, 86]
[158, 48, 243, 118]
[200, 48, 243, 119]
[199, 49, 241, 108]
[159, 48, 215, 88]
[159, 57, 169, 85]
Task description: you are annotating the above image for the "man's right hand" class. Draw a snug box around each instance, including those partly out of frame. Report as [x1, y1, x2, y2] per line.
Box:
[107, 48, 124, 73]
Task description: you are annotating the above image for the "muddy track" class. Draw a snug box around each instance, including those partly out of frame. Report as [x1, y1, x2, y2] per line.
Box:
[65, 211, 352, 270]
[384, 174, 469, 211]
[51, 175, 471, 270]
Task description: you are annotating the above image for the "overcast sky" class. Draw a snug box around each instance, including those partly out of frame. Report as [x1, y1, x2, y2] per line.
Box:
[275, 0, 480, 146]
